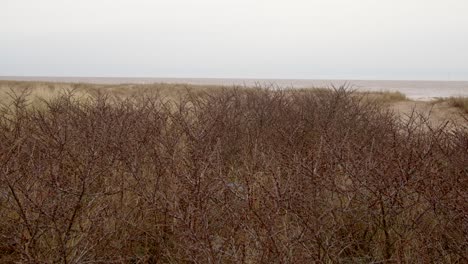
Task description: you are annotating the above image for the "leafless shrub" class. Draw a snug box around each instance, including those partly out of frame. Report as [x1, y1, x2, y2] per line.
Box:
[0, 86, 466, 263]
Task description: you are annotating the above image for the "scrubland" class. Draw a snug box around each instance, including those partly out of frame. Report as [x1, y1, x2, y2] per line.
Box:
[0, 81, 467, 263]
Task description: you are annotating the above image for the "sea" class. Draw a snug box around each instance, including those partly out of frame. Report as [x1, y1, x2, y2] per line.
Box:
[1, 76, 468, 101]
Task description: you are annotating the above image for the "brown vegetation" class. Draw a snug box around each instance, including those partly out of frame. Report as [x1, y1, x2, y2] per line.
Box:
[433, 97, 468, 113]
[362, 91, 408, 104]
[0, 83, 467, 263]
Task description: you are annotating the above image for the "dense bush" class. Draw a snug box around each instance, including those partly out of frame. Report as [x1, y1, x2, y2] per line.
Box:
[0, 87, 466, 263]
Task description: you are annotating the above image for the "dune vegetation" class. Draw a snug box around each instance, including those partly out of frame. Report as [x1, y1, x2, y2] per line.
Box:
[0, 81, 467, 263]
[433, 96, 468, 113]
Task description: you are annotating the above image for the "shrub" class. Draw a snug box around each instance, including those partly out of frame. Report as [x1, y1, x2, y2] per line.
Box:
[0, 86, 466, 263]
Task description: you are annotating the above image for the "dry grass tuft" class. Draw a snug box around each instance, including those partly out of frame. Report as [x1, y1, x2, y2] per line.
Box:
[363, 90, 408, 103]
[433, 96, 468, 113]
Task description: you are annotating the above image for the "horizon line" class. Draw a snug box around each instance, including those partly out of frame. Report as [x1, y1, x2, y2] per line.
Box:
[1, 75, 468, 83]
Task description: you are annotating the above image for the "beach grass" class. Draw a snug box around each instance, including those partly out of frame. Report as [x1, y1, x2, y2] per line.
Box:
[433, 96, 468, 113]
[363, 90, 408, 103]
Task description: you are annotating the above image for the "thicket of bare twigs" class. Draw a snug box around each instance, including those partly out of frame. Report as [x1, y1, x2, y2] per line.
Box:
[0, 87, 467, 263]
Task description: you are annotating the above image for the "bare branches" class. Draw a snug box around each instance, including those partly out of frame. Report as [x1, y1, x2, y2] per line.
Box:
[0, 86, 466, 263]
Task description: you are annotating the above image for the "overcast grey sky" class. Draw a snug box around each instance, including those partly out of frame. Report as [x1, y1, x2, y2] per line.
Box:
[1, 0, 468, 80]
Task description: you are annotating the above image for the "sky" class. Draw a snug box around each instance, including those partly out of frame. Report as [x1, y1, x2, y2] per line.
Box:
[1, 0, 468, 80]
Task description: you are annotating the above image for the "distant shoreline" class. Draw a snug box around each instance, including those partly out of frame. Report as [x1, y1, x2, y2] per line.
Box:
[1, 76, 468, 100]
[1, 75, 468, 83]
